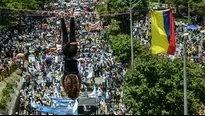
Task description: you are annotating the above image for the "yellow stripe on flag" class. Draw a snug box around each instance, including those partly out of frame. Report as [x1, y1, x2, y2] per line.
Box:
[151, 11, 169, 54]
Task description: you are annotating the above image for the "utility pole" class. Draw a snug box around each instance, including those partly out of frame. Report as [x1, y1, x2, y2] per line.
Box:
[183, 33, 189, 115]
[121, 0, 141, 65]
[158, 0, 161, 8]
[130, 1, 134, 65]
[188, 3, 190, 22]
[200, 30, 205, 61]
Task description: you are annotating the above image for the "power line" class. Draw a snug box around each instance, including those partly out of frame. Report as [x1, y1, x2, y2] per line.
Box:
[0, 5, 204, 17]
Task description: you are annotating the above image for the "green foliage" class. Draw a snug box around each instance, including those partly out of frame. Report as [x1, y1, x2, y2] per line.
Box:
[2, 83, 13, 99]
[97, 0, 149, 35]
[106, 20, 121, 36]
[0, 26, 6, 30]
[123, 53, 205, 115]
[0, 0, 52, 10]
[6, 83, 13, 90]
[0, 71, 21, 110]
[0, 98, 7, 110]
[188, 0, 204, 4]
[0, 0, 54, 30]
[106, 17, 151, 64]
[2, 88, 9, 97]
[168, 0, 205, 16]
[109, 34, 150, 64]
[106, 19, 151, 64]
[103, 0, 205, 115]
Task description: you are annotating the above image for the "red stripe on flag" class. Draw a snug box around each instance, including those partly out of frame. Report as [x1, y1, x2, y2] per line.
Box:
[168, 9, 176, 55]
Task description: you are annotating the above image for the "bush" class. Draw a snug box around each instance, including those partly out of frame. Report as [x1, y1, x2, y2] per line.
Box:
[0, 98, 7, 110]
[2, 88, 9, 97]
[6, 83, 12, 90]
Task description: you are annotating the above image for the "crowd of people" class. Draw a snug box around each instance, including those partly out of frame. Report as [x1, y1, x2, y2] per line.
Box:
[5, 0, 205, 115]
[132, 13, 205, 115]
[134, 15, 205, 68]
[12, 0, 127, 115]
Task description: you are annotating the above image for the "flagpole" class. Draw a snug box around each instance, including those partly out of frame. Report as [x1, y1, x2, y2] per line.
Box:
[183, 33, 189, 115]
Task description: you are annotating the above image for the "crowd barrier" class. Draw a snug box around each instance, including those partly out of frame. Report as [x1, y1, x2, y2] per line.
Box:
[0, 63, 18, 82]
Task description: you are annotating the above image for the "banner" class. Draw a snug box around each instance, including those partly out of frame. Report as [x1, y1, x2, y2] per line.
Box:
[51, 98, 75, 103]
[37, 106, 73, 115]
[37, 98, 77, 115]
[51, 98, 75, 108]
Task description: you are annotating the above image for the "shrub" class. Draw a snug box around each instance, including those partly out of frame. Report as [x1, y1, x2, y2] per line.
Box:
[0, 98, 7, 110]
[6, 83, 12, 90]
[2, 88, 9, 97]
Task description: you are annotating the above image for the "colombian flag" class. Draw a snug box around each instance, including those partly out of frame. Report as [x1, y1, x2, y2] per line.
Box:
[151, 9, 176, 55]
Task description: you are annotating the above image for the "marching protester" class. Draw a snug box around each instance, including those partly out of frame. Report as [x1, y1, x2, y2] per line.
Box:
[8, 0, 127, 115]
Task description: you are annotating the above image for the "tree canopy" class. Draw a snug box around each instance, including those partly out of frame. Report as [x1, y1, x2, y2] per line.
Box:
[97, 0, 149, 35]
[123, 51, 205, 114]
[106, 19, 150, 64]
[106, 15, 205, 115]
[168, 0, 205, 19]
[0, 0, 54, 30]
[0, 0, 53, 10]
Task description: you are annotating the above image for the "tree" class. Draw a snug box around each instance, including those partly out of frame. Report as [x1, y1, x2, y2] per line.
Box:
[106, 19, 150, 64]
[106, 20, 121, 36]
[109, 34, 150, 64]
[168, 0, 205, 24]
[0, 0, 54, 30]
[123, 52, 205, 115]
[188, 0, 205, 25]
[97, 0, 149, 35]
[103, 1, 205, 115]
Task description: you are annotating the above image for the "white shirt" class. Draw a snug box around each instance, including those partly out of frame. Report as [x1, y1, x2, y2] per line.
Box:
[31, 101, 37, 108]
[106, 92, 110, 99]
[37, 101, 41, 107]
[97, 89, 102, 97]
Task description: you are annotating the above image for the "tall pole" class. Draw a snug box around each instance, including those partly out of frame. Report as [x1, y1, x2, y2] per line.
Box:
[200, 31, 205, 59]
[183, 34, 188, 115]
[130, 1, 134, 65]
[200, 33, 204, 58]
[188, 3, 190, 22]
